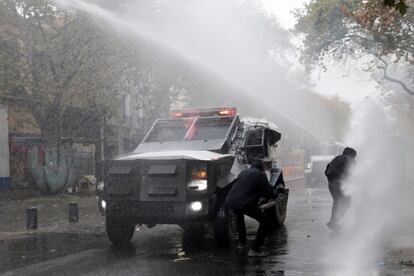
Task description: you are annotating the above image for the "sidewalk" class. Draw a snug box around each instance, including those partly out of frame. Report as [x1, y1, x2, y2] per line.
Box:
[0, 189, 105, 240]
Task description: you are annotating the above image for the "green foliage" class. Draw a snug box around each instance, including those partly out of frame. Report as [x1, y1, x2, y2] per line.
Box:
[295, 0, 413, 95]
[384, 0, 409, 15]
[295, 0, 413, 63]
[0, 0, 182, 142]
[294, 0, 353, 67]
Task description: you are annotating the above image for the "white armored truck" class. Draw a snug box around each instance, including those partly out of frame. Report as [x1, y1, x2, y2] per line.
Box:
[98, 107, 288, 245]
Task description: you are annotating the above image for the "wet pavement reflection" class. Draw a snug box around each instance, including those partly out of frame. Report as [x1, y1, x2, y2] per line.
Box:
[2, 181, 408, 275]
[0, 232, 106, 273]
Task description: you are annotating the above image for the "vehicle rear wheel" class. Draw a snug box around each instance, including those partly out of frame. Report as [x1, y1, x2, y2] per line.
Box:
[106, 215, 135, 245]
[214, 204, 237, 246]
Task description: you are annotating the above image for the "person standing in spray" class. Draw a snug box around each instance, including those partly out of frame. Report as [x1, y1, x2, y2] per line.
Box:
[325, 147, 357, 230]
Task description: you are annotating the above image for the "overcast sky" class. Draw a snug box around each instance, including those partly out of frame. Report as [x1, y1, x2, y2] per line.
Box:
[260, 0, 307, 28]
[260, 0, 378, 105]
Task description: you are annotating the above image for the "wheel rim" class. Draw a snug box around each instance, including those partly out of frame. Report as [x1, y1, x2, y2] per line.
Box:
[275, 193, 287, 224]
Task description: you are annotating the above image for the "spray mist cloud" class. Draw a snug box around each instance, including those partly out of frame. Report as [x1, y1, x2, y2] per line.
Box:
[55, 0, 341, 139]
[324, 100, 414, 275]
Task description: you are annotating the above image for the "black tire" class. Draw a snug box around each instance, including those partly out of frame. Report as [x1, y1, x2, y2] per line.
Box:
[106, 215, 135, 245]
[214, 204, 236, 246]
[182, 224, 206, 243]
[266, 189, 289, 229]
[274, 189, 289, 226]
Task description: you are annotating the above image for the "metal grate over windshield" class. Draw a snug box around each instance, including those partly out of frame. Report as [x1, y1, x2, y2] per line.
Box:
[184, 117, 234, 141]
[145, 119, 192, 142]
[144, 116, 234, 143]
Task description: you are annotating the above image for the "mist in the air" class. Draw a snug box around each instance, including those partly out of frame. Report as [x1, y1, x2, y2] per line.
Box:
[324, 99, 414, 275]
[56, 0, 342, 140]
[52, 3, 414, 274]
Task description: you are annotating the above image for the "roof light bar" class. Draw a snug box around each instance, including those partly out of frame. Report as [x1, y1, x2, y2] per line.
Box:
[170, 107, 237, 118]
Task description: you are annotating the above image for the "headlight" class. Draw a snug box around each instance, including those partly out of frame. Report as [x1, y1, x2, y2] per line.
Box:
[190, 201, 202, 211]
[101, 200, 107, 210]
[306, 163, 312, 169]
[188, 179, 208, 191]
[188, 165, 208, 192]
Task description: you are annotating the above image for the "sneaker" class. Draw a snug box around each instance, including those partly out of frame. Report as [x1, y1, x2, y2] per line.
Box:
[247, 248, 269, 257]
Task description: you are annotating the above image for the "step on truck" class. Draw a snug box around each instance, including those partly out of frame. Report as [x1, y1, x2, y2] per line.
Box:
[98, 107, 289, 245]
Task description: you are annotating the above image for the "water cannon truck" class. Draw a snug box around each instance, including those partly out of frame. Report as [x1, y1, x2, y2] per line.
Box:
[98, 107, 289, 245]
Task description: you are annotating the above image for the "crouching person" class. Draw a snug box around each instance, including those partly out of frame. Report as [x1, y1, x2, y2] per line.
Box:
[227, 160, 278, 257]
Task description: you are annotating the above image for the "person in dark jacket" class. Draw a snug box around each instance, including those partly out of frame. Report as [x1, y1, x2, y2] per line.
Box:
[325, 147, 357, 230]
[227, 160, 277, 257]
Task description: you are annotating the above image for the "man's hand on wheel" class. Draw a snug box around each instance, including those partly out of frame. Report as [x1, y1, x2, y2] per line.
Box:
[276, 187, 285, 193]
[259, 200, 276, 210]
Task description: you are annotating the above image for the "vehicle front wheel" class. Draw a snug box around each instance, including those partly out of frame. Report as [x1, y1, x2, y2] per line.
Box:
[106, 215, 135, 245]
[182, 224, 206, 243]
[214, 204, 237, 246]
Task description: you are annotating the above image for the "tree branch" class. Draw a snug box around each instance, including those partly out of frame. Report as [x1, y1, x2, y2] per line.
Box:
[379, 57, 414, 96]
[61, 65, 82, 88]
[34, 10, 59, 84]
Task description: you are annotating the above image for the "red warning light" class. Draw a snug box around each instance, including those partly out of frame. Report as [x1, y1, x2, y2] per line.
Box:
[170, 111, 183, 118]
[170, 107, 237, 118]
[218, 108, 236, 116]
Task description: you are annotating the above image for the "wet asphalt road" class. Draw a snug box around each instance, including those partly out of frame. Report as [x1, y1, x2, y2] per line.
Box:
[0, 181, 359, 275]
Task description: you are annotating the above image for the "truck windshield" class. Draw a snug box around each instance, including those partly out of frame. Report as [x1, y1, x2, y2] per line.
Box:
[145, 119, 191, 142]
[144, 116, 233, 143]
[185, 117, 233, 141]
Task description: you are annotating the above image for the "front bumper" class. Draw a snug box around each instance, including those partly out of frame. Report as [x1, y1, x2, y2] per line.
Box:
[106, 198, 213, 224]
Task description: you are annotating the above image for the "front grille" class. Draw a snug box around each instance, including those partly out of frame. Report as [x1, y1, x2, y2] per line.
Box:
[106, 175, 136, 195]
[140, 160, 187, 202]
[105, 160, 139, 196]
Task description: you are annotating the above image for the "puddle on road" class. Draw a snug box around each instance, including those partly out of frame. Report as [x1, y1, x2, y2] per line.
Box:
[165, 225, 290, 275]
[0, 232, 107, 272]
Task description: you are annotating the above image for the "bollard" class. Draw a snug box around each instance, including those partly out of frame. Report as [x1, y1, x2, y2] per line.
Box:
[69, 202, 79, 223]
[26, 207, 37, 230]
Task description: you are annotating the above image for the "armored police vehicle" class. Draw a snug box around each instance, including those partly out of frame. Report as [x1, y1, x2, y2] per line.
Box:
[99, 107, 288, 245]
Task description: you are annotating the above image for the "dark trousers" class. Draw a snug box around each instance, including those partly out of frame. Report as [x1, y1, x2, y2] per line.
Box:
[234, 206, 271, 251]
[328, 181, 350, 225]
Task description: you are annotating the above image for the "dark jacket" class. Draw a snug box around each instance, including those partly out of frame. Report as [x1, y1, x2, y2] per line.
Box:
[325, 154, 354, 183]
[227, 167, 277, 210]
